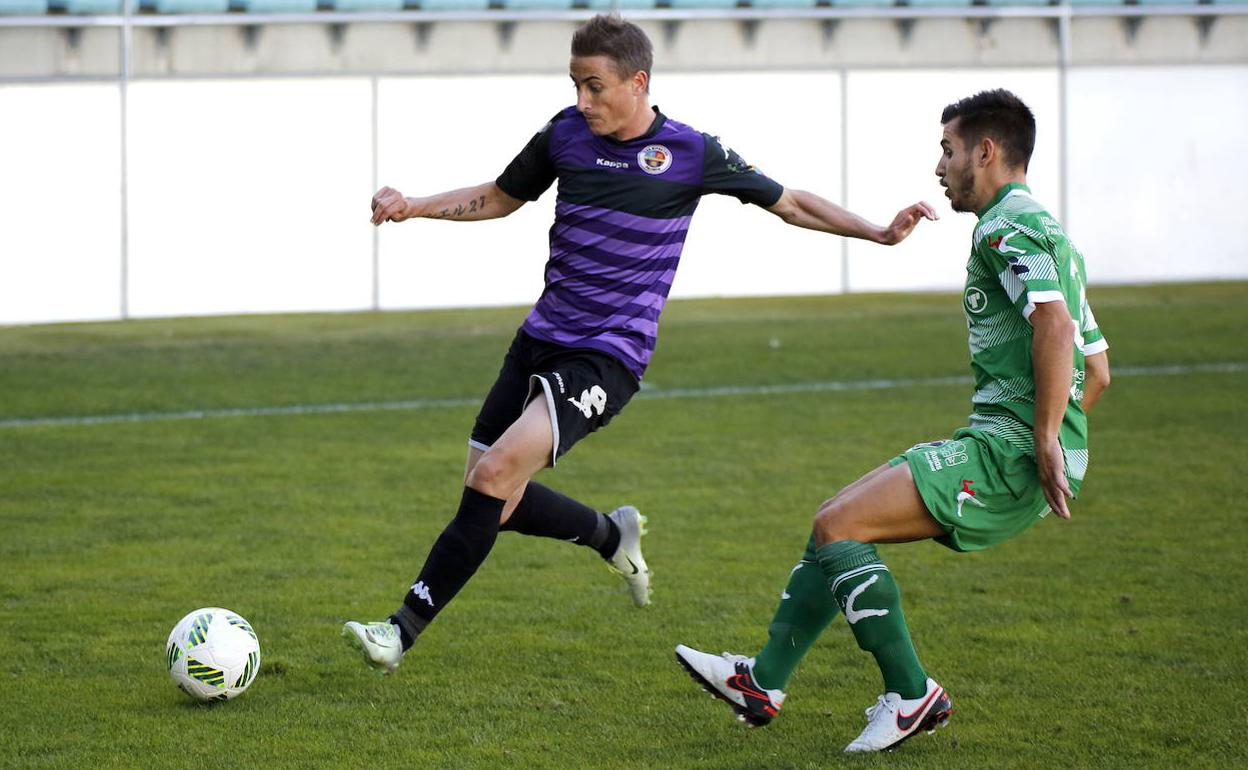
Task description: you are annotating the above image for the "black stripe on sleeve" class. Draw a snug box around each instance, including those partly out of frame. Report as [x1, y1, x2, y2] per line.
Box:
[700, 133, 784, 208]
[496, 111, 563, 202]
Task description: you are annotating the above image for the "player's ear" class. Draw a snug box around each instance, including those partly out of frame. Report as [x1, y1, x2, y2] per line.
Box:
[633, 69, 648, 96]
[977, 136, 996, 168]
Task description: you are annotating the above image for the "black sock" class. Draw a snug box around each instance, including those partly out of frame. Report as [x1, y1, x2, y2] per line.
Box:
[390, 487, 504, 651]
[501, 482, 620, 559]
[389, 606, 426, 651]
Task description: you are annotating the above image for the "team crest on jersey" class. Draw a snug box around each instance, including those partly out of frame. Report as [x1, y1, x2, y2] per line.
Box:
[964, 287, 988, 315]
[638, 144, 672, 175]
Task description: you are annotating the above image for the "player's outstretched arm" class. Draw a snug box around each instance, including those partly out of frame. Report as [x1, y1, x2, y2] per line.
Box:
[766, 189, 937, 245]
[1031, 300, 1076, 520]
[370, 181, 525, 226]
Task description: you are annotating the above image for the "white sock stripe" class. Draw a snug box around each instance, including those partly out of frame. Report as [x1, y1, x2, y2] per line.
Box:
[830, 563, 889, 594]
[2, 360, 1241, 430]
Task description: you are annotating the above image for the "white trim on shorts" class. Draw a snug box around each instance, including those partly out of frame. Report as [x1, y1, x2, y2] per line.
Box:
[527, 374, 561, 468]
[467, 438, 492, 453]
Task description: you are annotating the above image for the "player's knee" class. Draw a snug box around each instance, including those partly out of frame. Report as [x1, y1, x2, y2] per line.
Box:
[813, 498, 859, 545]
[465, 452, 517, 499]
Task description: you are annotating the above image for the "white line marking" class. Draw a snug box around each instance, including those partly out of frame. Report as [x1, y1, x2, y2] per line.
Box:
[1, 361, 1243, 431]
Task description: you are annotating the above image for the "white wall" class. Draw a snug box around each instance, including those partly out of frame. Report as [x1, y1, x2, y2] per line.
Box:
[375, 75, 564, 311]
[844, 69, 1062, 293]
[0, 83, 121, 325]
[1066, 66, 1248, 285]
[125, 79, 375, 317]
[2, 66, 1245, 325]
[654, 72, 847, 298]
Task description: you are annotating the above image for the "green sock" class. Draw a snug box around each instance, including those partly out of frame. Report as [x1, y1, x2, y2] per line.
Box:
[815, 540, 928, 699]
[752, 535, 840, 691]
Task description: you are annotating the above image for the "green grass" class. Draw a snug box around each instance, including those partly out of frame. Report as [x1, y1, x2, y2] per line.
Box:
[1, 282, 1245, 769]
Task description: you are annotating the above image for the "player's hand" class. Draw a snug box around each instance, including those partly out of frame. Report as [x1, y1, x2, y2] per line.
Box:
[879, 201, 938, 245]
[1035, 436, 1073, 520]
[371, 186, 413, 226]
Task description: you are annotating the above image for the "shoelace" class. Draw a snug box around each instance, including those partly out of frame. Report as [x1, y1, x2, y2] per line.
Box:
[368, 623, 397, 641]
[863, 695, 893, 723]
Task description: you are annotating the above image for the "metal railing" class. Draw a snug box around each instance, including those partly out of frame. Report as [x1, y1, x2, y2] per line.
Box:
[2, 5, 1247, 26]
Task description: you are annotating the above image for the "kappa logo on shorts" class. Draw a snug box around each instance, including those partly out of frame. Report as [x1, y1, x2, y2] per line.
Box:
[638, 144, 673, 175]
[955, 479, 987, 518]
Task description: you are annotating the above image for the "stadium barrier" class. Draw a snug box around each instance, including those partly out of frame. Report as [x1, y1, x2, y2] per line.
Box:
[1, 7, 1245, 323]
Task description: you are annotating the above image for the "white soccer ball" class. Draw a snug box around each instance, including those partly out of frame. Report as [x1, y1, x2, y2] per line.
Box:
[166, 607, 261, 702]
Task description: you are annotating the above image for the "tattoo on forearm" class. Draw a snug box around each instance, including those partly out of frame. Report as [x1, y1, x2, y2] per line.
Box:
[429, 195, 488, 220]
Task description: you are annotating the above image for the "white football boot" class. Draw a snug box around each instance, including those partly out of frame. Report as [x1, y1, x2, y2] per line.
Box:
[844, 677, 952, 753]
[341, 620, 404, 674]
[674, 644, 786, 727]
[606, 506, 651, 607]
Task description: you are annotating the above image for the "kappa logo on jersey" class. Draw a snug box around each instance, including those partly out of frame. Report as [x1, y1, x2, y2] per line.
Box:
[568, 384, 607, 419]
[987, 231, 1026, 255]
[964, 287, 988, 315]
[955, 479, 986, 518]
[638, 144, 673, 175]
[843, 574, 890, 625]
[409, 580, 435, 608]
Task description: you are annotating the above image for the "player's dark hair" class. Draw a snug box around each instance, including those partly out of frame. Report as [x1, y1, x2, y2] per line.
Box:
[572, 14, 653, 90]
[941, 89, 1036, 171]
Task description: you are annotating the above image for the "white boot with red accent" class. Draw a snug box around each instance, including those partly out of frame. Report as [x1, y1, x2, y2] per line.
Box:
[843, 677, 952, 753]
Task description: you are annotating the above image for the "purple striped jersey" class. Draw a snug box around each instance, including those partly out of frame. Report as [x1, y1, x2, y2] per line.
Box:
[496, 106, 784, 380]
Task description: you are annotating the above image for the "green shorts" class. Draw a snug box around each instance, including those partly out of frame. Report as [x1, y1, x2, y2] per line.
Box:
[890, 427, 1051, 552]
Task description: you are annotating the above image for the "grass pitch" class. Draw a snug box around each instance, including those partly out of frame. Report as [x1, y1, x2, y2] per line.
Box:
[1, 282, 1245, 769]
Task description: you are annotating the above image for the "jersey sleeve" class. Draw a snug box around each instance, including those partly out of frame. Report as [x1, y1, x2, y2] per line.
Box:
[495, 113, 560, 202]
[699, 133, 784, 208]
[976, 222, 1067, 321]
[1079, 298, 1109, 355]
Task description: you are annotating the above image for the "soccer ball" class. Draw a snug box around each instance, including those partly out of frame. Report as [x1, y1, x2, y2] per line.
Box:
[166, 607, 261, 702]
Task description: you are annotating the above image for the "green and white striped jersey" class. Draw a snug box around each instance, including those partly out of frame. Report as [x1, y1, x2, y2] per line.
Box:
[962, 183, 1108, 495]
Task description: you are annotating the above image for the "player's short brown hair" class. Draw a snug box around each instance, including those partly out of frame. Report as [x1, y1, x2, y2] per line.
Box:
[942, 89, 1036, 172]
[571, 15, 653, 89]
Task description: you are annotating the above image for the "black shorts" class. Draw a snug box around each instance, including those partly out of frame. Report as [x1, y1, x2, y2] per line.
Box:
[470, 329, 640, 466]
